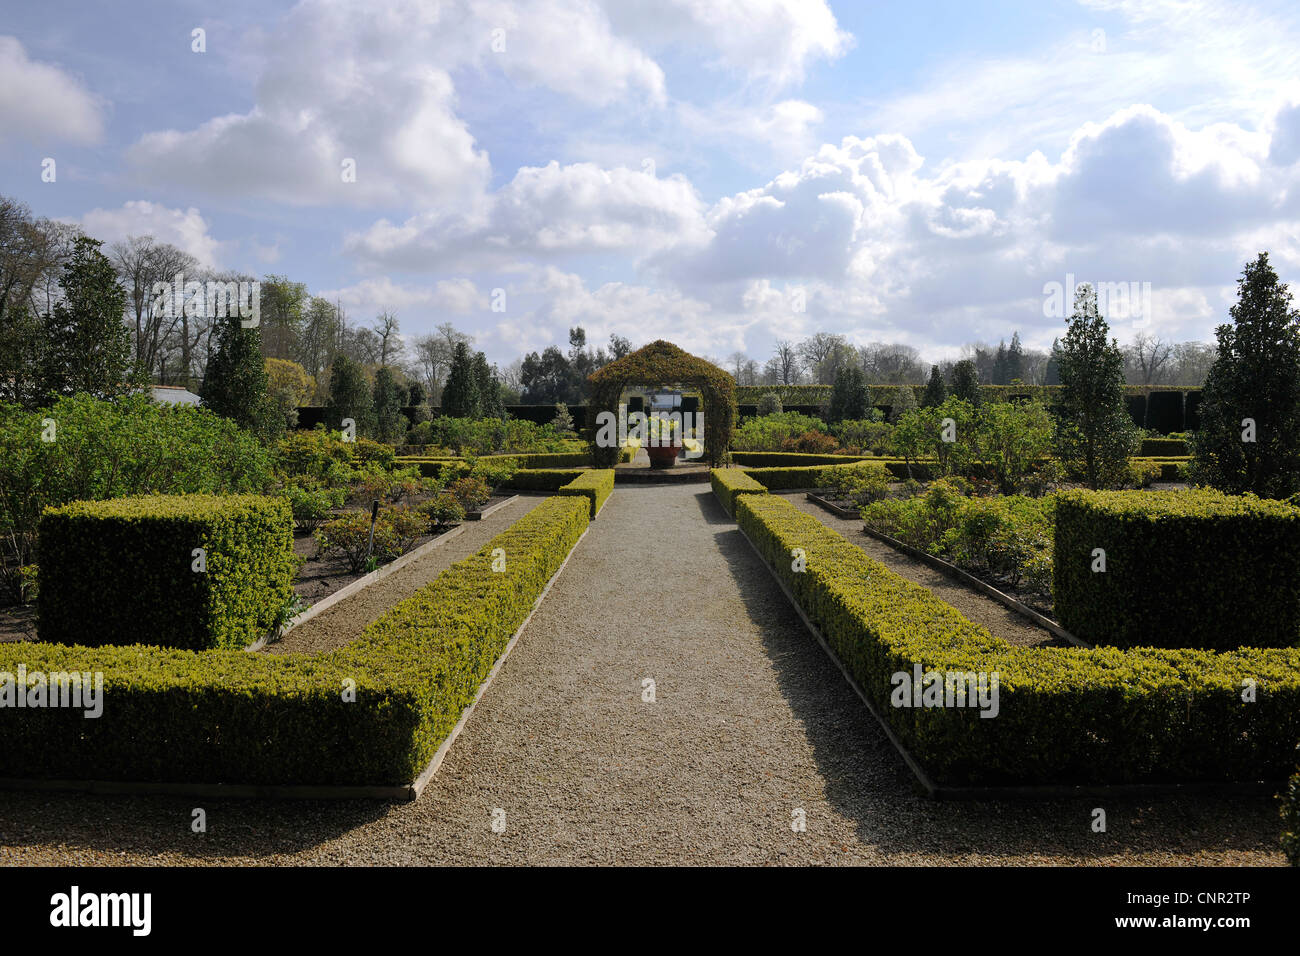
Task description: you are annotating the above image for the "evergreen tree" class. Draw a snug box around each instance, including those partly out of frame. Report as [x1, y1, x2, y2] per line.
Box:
[38, 236, 135, 402]
[1006, 331, 1025, 383]
[372, 365, 406, 443]
[827, 364, 868, 422]
[922, 365, 947, 407]
[202, 312, 278, 438]
[1053, 283, 1137, 489]
[442, 341, 481, 418]
[473, 352, 505, 419]
[992, 341, 1009, 385]
[1191, 252, 1300, 498]
[551, 401, 575, 436]
[951, 359, 981, 405]
[1044, 338, 1062, 385]
[325, 354, 375, 436]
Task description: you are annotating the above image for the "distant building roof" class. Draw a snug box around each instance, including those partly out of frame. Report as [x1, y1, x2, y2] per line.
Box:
[149, 385, 202, 406]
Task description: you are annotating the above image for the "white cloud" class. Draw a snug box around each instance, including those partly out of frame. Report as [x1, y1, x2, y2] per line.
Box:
[320, 276, 484, 315]
[0, 36, 104, 146]
[74, 201, 227, 267]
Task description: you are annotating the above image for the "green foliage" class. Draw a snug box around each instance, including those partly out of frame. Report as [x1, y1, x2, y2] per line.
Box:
[1054, 489, 1300, 649]
[0, 495, 590, 787]
[272, 428, 355, 488]
[37, 236, 136, 404]
[888, 383, 918, 423]
[757, 392, 783, 416]
[733, 411, 828, 451]
[407, 417, 571, 456]
[736, 492, 1300, 786]
[558, 469, 615, 518]
[372, 366, 406, 444]
[922, 365, 947, 408]
[447, 476, 492, 511]
[862, 484, 1055, 597]
[950, 360, 980, 405]
[442, 341, 481, 419]
[891, 397, 977, 478]
[1140, 437, 1189, 456]
[474, 352, 505, 420]
[0, 394, 271, 602]
[418, 492, 465, 528]
[827, 365, 869, 423]
[551, 402, 576, 436]
[729, 451, 871, 467]
[203, 314, 279, 440]
[314, 504, 427, 573]
[967, 400, 1054, 494]
[502, 468, 587, 491]
[283, 483, 344, 532]
[39, 494, 295, 651]
[1192, 253, 1300, 499]
[829, 415, 891, 455]
[745, 461, 887, 490]
[825, 463, 892, 508]
[325, 354, 375, 437]
[1053, 284, 1138, 488]
[710, 468, 768, 515]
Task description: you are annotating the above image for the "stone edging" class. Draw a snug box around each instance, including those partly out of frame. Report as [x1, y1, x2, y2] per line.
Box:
[463, 494, 520, 521]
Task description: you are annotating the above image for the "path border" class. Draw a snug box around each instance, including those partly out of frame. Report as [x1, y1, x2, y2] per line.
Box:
[0, 521, 588, 802]
[464, 494, 520, 521]
[733, 519, 1282, 801]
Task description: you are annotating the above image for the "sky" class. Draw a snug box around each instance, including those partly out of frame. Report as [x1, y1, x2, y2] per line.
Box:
[3, 0, 1300, 369]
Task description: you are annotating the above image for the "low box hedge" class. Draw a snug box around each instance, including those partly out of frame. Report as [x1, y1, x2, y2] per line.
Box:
[38, 494, 296, 651]
[558, 469, 614, 518]
[1, 495, 590, 787]
[729, 451, 873, 467]
[710, 468, 768, 515]
[736, 493, 1300, 786]
[1139, 438, 1189, 457]
[503, 468, 587, 492]
[744, 461, 889, 490]
[1054, 489, 1300, 650]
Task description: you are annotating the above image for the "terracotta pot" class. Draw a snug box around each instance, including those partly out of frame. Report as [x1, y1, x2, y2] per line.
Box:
[645, 442, 682, 468]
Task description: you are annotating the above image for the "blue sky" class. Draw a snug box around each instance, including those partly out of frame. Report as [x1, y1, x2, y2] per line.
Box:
[3, 0, 1300, 369]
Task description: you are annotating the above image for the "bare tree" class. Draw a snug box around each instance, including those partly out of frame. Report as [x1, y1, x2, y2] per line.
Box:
[772, 340, 801, 385]
[373, 310, 401, 366]
[1125, 332, 1174, 385]
[111, 235, 200, 383]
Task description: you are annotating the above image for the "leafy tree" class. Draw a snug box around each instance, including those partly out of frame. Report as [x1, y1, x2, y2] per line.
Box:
[265, 357, 313, 430]
[520, 345, 572, 405]
[551, 402, 575, 436]
[372, 365, 407, 443]
[1191, 252, 1300, 498]
[325, 353, 375, 436]
[38, 236, 135, 402]
[827, 364, 868, 423]
[922, 365, 947, 407]
[970, 401, 1054, 494]
[203, 312, 279, 438]
[891, 398, 976, 478]
[473, 352, 505, 420]
[442, 340, 481, 418]
[951, 359, 980, 405]
[888, 384, 918, 423]
[1053, 283, 1137, 489]
[407, 381, 425, 406]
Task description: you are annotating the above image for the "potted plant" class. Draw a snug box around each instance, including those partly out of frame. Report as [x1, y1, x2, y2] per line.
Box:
[644, 415, 682, 468]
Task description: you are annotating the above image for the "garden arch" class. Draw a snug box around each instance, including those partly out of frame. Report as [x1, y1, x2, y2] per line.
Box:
[587, 340, 736, 468]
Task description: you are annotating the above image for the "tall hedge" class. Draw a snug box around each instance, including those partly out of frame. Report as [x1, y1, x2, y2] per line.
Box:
[38, 494, 296, 651]
[1053, 489, 1300, 650]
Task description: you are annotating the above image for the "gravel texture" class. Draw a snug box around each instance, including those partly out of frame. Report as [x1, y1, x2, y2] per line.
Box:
[265, 495, 541, 655]
[780, 493, 1064, 648]
[0, 484, 1284, 865]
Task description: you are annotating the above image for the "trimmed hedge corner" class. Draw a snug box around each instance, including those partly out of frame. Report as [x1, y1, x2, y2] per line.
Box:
[1054, 489, 1300, 650]
[503, 468, 586, 491]
[38, 494, 295, 651]
[745, 461, 888, 490]
[558, 469, 615, 518]
[735, 492, 1300, 787]
[711, 468, 767, 515]
[1, 495, 590, 787]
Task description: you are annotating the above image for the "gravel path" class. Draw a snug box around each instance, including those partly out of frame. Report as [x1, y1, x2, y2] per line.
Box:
[265, 495, 543, 655]
[780, 493, 1064, 648]
[0, 484, 1284, 865]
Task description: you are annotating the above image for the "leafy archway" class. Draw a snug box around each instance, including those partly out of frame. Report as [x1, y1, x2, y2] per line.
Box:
[587, 340, 735, 467]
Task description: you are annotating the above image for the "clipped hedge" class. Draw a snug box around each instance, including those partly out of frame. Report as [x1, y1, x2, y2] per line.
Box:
[745, 461, 889, 490]
[1139, 438, 1189, 457]
[38, 494, 295, 651]
[1, 495, 590, 787]
[730, 451, 873, 467]
[558, 469, 615, 518]
[736, 493, 1300, 786]
[1054, 489, 1300, 650]
[503, 468, 587, 492]
[711, 468, 768, 515]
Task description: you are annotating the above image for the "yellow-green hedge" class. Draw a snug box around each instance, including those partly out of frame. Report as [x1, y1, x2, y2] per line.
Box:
[736, 492, 1300, 786]
[558, 469, 615, 518]
[38, 494, 296, 651]
[710, 468, 768, 515]
[1, 496, 589, 786]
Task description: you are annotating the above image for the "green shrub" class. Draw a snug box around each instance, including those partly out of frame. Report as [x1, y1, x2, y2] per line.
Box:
[710, 468, 768, 515]
[314, 505, 427, 573]
[0, 496, 590, 787]
[830, 417, 892, 455]
[1140, 437, 1189, 457]
[729, 451, 871, 467]
[418, 492, 465, 528]
[273, 428, 355, 487]
[283, 483, 345, 533]
[744, 461, 886, 490]
[0, 394, 271, 602]
[558, 469, 615, 518]
[757, 392, 783, 416]
[733, 412, 829, 452]
[736, 493, 1300, 786]
[825, 463, 892, 508]
[1054, 489, 1300, 649]
[38, 494, 295, 651]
